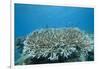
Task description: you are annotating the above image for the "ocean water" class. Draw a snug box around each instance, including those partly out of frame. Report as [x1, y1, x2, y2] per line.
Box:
[15, 4, 94, 37]
[14, 4, 94, 65]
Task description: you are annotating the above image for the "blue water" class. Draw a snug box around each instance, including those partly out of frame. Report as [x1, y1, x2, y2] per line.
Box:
[15, 4, 94, 37]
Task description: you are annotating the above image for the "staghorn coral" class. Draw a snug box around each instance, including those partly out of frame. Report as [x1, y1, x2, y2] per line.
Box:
[16, 28, 94, 65]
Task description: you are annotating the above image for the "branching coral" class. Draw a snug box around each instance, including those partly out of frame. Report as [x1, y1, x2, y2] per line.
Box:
[16, 28, 94, 65]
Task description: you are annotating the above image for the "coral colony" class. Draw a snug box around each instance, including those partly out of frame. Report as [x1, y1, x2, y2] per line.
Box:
[15, 28, 94, 65]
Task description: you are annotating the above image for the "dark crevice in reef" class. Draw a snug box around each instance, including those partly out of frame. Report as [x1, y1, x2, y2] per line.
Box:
[86, 51, 94, 61]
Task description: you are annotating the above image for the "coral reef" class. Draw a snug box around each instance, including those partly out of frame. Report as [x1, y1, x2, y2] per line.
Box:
[15, 28, 94, 65]
[15, 36, 25, 61]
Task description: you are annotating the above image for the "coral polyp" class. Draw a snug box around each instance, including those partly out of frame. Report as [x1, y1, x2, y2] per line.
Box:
[15, 28, 93, 65]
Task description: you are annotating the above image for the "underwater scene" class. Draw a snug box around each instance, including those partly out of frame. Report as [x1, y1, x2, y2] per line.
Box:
[15, 4, 94, 65]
